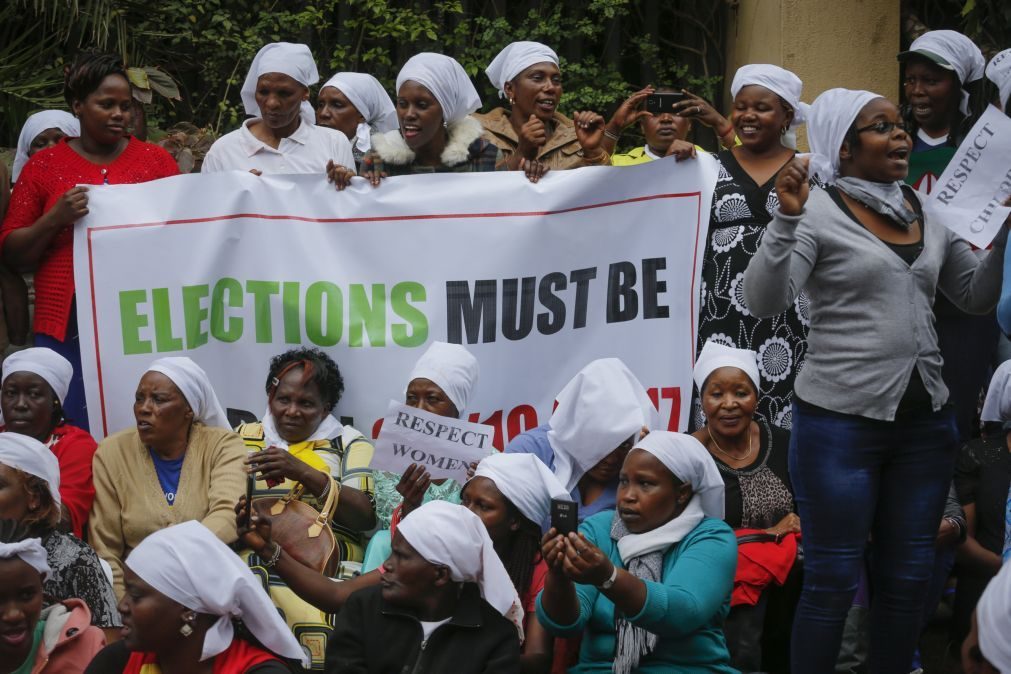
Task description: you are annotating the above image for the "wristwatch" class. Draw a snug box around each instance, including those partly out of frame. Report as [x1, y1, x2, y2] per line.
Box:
[597, 564, 618, 590]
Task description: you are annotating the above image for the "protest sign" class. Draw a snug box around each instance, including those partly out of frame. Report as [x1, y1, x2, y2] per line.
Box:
[927, 104, 1011, 248]
[73, 157, 718, 442]
[372, 401, 495, 482]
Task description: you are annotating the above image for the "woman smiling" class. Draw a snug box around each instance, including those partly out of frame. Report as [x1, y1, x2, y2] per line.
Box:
[89, 357, 246, 598]
[537, 432, 736, 673]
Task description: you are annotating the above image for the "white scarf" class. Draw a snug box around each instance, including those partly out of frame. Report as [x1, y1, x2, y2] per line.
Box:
[241, 42, 319, 127]
[13, 111, 79, 181]
[485, 41, 559, 97]
[730, 64, 809, 128]
[0, 538, 51, 579]
[987, 49, 1011, 113]
[976, 558, 1011, 671]
[805, 88, 884, 185]
[261, 408, 344, 450]
[407, 341, 479, 415]
[0, 347, 74, 425]
[0, 433, 61, 508]
[693, 340, 760, 395]
[396, 53, 482, 125]
[471, 452, 569, 528]
[320, 72, 398, 153]
[902, 30, 984, 115]
[145, 357, 231, 430]
[126, 521, 307, 665]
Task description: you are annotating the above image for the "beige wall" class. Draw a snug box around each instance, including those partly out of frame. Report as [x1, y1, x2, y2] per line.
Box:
[725, 0, 901, 149]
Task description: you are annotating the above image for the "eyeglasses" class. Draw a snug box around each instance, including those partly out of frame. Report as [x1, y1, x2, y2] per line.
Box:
[855, 120, 910, 135]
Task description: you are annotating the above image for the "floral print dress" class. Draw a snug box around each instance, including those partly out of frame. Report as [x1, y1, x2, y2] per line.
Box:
[695, 150, 809, 430]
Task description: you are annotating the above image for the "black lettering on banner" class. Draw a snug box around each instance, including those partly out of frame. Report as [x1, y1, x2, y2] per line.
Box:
[502, 277, 536, 341]
[446, 280, 497, 344]
[394, 412, 411, 428]
[642, 257, 670, 319]
[537, 272, 567, 335]
[607, 261, 638, 323]
[392, 444, 411, 457]
[569, 267, 597, 329]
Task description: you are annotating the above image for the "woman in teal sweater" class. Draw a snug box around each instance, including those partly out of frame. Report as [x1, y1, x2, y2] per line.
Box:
[537, 431, 737, 673]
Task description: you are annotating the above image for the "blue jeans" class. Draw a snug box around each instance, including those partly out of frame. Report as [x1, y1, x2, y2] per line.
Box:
[33, 301, 88, 431]
[789, 401, 957, 674]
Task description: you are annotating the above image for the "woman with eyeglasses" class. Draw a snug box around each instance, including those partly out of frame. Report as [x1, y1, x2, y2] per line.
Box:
[743, 88, 1007, 672]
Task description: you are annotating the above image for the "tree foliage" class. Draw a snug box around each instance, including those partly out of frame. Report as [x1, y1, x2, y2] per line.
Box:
[0, 0, 728, 147]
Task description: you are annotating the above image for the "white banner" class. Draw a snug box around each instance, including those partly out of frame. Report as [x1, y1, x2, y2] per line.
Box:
[74, 157, 717, 444]
[927, 104, 1011, 248]
[372, 401, 496, 482]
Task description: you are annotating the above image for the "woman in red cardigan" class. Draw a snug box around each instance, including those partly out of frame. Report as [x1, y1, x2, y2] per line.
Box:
[0, 50, 180, 431]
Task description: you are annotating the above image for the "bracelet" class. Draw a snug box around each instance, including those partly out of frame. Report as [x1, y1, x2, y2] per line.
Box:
[262, 542, 282, 568]
[597, 564, 619, 590]
[319, 479, 331, 500]
[604, 129, 621, 142]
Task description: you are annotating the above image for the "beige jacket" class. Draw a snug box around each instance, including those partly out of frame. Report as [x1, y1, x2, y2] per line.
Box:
[89, 423, 246, 597]
[474, 107, 601, 170]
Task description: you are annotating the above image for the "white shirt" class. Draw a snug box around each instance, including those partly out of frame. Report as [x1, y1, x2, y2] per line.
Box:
[202, 118, 355, 174]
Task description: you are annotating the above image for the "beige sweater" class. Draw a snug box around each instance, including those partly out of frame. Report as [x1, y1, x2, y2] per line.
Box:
[89, 423, 247, 597]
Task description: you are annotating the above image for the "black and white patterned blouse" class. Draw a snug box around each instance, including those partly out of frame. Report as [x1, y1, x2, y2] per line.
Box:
[695, 150, 810, 430]
[42, 530, 121, 628]
[711, 422, 794, 530]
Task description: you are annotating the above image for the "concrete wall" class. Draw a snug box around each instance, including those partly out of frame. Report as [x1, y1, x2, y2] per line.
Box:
[725, 0, 901, 149]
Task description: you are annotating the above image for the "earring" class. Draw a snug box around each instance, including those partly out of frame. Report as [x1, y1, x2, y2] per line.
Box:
[509, 98, 515, 106]
[443, 119, 449, 130]
[781, 126, 788, 135]
[179, 622, 193, 637]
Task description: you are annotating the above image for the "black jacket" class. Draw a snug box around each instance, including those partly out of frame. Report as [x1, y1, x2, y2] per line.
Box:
[325, 583, 520, 673]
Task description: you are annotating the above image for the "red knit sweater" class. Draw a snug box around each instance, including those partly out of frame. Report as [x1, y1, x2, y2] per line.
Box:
[0, 137, 179, 340]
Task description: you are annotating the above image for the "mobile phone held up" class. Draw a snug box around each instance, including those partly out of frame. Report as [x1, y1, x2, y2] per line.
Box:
[245, 471, 255, 520]
[550, 498, 578, 536]
[645, 91, 686, 115]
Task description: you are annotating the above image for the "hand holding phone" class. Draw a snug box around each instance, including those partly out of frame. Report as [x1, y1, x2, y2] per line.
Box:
[550, 498, 578, 537]
[645, 91, 687, 115]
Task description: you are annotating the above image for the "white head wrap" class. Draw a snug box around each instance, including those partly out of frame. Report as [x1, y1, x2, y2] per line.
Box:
[320, 72, 398, 153]
[730, 64, 809, 128]
[126, 521, 307, 665]
[1, 346, 73, 407]
[547, 358, 659, 492]
[806, 88, 885, 184]
[471, 452, 569, 529]
[981, 360, 1011, 423]
[986, 49, 1011, 112]
[408, 342, 479, 416]
[241, 42, 319, 127]
[693, 340, 760, 395]
[13, 111, 79, 182]
[485, 41, 559, 98]
[634, 431, 725, 520]
[976, 556, 1011, 671]
[0, 433, 60, 509]
[901, 30, 985, 115]
[145, 357, 231, 430]
[398, 501, 523, 629]
[396, 53, 482, 125]
[0, 538, 51, 580]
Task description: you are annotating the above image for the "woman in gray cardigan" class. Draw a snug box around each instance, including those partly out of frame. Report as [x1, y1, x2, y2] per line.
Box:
[742, 87, 1006, 673]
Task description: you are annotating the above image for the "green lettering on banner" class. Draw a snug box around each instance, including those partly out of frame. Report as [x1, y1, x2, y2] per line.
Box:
[211, 277, 243, 342]
[246, 280, 279, 343]
[119, 289, 152, 355]
[152, 288, 184, 352]
[282, 281, 301, 344]
[182, 284, 210, 349]
[305, 281, 342, 346]
[349, 284, 386, 348]
[390, 282, 428, 347]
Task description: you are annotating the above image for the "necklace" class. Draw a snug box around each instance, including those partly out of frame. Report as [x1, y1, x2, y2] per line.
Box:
[707, 424, 754, 462]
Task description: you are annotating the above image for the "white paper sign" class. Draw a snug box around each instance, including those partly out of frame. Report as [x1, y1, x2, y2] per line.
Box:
[927, 104, 1011, 248]
[372, 401, 495, 481]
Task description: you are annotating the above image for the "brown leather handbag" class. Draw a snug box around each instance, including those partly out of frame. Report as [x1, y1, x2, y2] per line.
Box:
[253, 475, 341, 576]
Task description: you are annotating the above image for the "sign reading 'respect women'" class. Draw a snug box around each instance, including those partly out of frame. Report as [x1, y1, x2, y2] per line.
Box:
[373, 401, 495, 482]
[73, 159, 718, 443]
[927, 104, 1011, 248]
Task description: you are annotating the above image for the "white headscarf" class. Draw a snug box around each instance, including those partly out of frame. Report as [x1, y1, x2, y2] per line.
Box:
[0, 538, 51, 580]
[806, 88, 884, 184]
[987, 49, 1011, 112]
[241, 42, 319, 127]
[145, 357, 231, 430]
[126, 521, 307, 665]
[262, 407, 343, 451]
[396, 53, 482, 125]
[547, 358, 659, 492]
[976, 556, 1011, 671]
[13, 111, 79, 181]
[730, 64, 808, 128]
[901, 30, 985, 115]
[398, 501, 523, 636]
[982, 360, 1011, 423]
[485, 41, 559, 98]
[1, 346, 73, 405]
[320, 72, 398, 153]
[693, 340, 760, 395]
[0, 433, 60, 509]
[471, 452, 569, 529]
[408, 342, 480, 416]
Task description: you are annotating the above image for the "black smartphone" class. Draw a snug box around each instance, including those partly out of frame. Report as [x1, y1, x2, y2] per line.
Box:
[244, 471, 255, 520]
[550, 498, 578, 536]
[645, 91, 686, 115]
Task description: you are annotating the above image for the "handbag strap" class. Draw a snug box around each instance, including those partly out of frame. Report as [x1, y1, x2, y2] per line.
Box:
[308, 475, 340, 537]
[269, 482, 304, 515]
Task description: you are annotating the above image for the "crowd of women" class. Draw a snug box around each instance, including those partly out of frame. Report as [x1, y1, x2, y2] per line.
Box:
[2, 25, 1011, 674]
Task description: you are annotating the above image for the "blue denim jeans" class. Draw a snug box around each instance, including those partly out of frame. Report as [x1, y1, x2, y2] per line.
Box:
[789, 401, 957, 674]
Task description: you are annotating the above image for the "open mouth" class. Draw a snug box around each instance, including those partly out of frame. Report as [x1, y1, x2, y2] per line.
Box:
[618, 508, 640, 521]
[402, 125, 422, 139]
[911, 104, 932, 118]
[738, 123, 760, 136]
[0, 629, 29, 647]
[888, 147, 910, 162]
[535, 99, 556, 113]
